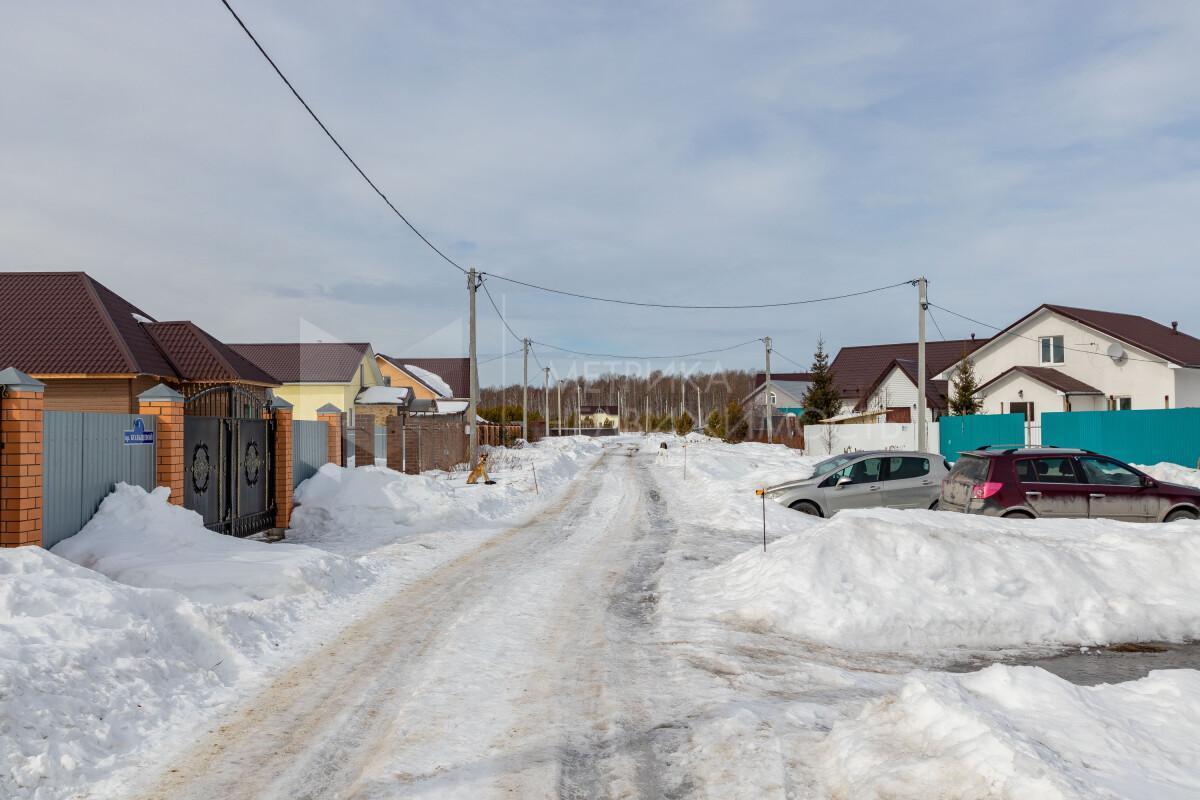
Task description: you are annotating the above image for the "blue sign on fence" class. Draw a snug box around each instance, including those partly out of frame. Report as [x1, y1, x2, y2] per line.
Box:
[122, 418, 155, 446]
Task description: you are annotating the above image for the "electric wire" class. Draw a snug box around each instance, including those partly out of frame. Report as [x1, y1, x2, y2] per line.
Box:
[771, 349, 810, 371]
[218, 0, 468, 275]
[926, 305, 948, 341]
[530, 338, 764, 361]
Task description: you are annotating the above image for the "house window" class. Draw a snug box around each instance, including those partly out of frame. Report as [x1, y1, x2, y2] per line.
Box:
[1115, 396, 1132, 410]
[767, 391, 777, 406]
[1010, 401, 1035, 422]
[1040, 335, 1064, 364]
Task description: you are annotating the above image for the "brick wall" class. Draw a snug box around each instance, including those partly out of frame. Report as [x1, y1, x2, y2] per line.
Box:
[272, 406, 294, 528]
[1, 387, 44, 547]
[138, 393, 185, 505]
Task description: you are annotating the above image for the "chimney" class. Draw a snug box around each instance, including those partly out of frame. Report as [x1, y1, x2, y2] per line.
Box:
[1172, 321, 1179, 334]
[970, 332, 976, 342]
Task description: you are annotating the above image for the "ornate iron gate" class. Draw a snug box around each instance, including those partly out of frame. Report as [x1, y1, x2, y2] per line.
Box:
[183, 386, 275, 536]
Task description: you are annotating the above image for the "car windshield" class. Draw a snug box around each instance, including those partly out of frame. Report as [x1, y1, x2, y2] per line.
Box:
[812, 454, 860, 479]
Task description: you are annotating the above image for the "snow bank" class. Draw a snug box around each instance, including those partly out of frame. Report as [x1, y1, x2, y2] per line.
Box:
[1136, 462, 1200, 490]
[819, 665, 1200, 799]
[291, 436, 603, 552]
[54, 484, 371, 604]
[0, 547, 247, 799]
[698, 507, 1200, 651]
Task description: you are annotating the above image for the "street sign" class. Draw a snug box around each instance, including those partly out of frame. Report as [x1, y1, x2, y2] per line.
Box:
[123, 418, 155, 446]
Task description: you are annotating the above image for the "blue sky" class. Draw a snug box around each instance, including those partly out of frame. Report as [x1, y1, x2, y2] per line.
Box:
[3, 2, 1199, 385]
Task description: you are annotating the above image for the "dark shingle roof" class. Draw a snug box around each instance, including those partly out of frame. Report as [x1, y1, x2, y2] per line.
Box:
[580, 404, 618, 415]
[978, 365, 1103, 396]
[831, 338, 987, 402]
[752, 371, 813, 388]
[382, 356, 469, 397]
[0, 272, 177, 377]
[229, 342, 372, 383]
[144, 322, 278, 385]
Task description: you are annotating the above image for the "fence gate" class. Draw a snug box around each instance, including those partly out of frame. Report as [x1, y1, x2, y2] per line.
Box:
[183, 386, 275, 537]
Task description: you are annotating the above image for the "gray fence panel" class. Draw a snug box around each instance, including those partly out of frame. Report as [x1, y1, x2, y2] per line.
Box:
[292, 420, 329, 487]
[375, 425, 387, 465]
[43, 411, 157, 549]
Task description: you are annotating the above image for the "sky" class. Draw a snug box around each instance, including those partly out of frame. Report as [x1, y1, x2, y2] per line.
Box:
[3, 1, 1199, 386]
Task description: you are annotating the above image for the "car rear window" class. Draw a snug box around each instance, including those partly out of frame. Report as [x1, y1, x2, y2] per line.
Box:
[948, 455, 989, 483]
[1016, 457, 1079, 484]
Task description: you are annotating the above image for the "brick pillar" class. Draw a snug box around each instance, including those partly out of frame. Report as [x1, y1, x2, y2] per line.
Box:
[316, 403, 342, 467]
[137, 384, 185, 505]
[0, 369, 45, 548]
[270, 398, 294, 529]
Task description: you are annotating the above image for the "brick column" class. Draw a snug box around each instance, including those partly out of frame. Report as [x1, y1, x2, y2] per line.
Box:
[138, 384, 185, 505]
[270, 397, 294, 529]
[316, 403, 342, 467]
[1, 369, 45, 548]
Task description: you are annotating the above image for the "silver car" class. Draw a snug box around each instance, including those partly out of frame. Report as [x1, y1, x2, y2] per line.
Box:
[764, 451, 950, 516]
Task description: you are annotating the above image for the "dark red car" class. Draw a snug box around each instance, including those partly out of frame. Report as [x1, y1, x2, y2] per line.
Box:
[940, 446, 1200, 523]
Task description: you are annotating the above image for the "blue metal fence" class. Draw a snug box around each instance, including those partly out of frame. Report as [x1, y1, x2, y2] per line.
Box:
[1042, 408, 1200, 467]
[43, 411, 157, 548]
[938, 413, 1025, 462]
[292, 419, 328, 487]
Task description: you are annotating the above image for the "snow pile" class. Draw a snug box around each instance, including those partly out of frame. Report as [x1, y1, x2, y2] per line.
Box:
[1136, 461, 1200, 489]
[0, 547, 247, 799]
[54, 484, 371, 604]
[697, 507, 1200, 651]
[405, 363, 453, 397]
[291, 436, 603, 552]
[819, 665, 1200, 799]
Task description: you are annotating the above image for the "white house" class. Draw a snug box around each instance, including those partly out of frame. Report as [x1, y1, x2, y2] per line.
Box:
[936, 304, 1200, 425]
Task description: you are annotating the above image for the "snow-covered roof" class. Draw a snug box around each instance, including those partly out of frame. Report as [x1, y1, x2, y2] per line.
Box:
[435, 399, 468, 414]
[404, 364, 453, 398]
[355, 385, 413, 406]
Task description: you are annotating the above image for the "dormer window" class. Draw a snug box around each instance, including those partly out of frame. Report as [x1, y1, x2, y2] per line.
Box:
[768, 391, 777, 406]
[1040, 335, 1064, 364]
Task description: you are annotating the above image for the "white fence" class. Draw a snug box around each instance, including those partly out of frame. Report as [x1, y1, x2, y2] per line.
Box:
[803, 421, 941, 457]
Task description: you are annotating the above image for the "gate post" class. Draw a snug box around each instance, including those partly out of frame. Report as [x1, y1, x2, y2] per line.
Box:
[1, 368, 44, 548]
[270, 396, 294, 530]
[386, 415, 405, 472]
[138, 384, 185, 505]
[316, 404, 342, 467]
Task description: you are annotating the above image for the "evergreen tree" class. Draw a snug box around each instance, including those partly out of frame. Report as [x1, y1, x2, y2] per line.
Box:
[704, 409, 725, 439]
[949, 354, 984, 415]
[723, 401, 749, 444]
[674, 410, 694, 436]
[800, 337, 842, 424]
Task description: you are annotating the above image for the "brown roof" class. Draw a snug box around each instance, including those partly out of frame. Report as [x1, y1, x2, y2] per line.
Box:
[995, 305, 1200, 368]
[144, 322, 278, 386]
[831, 338, 987, 402]
[752, 371, 814, 388]
[580, 404, 618, 415]
[383, 356, 470, 398]
[977, 365, 1103, 396]
[0, 271, 177, 377]
[854, 358, 951, 411]
[228, 342, 373, 383]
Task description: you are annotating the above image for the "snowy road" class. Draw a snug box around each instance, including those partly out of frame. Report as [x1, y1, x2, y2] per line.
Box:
[136, 443, 702, 799]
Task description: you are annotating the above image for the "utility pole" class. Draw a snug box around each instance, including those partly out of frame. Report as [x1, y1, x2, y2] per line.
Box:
[543, 366, 550, 440]
[617, 388, 622, 432]
[645, 395, 650, 433]
[696, 385, 701, 431]
[576, 383, 583, 435]
[764, 336, 774, 444]
[557, 379, 563, 438]
[917, 277, 928, 452]
[521, 337, 529, 441]
[468, 268, 480, 465]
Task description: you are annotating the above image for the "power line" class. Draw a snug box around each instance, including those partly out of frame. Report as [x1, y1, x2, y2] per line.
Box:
[218, 0, 467, 275]
[480, 348, 522, 365]
[926, 305, 948, 341]
[531, 338, 763, 361]
[928, 302, 1165, 365]
[484, 273, 917, 310]
[480, 279, 525, 346]
[771, 349, 810, 371]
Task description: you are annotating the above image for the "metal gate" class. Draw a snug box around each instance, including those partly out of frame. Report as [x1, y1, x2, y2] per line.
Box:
[183, 386, 275, 536]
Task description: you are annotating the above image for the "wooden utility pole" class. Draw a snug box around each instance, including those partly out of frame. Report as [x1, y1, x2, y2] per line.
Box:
[543, 366, 550, 439]
[521, 337, 529, 441]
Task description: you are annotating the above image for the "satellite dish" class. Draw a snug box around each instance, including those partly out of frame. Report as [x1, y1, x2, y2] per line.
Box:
[1107, 342, 1127, 365]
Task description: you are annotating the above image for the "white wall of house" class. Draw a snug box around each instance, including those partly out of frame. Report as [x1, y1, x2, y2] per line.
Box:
[937, 308, 1185, 421]
[803, 421, 940, 457]
[1174, 368, 1200, 408]
[972, 370, 1105, 419]
[863, 365, 918, 411]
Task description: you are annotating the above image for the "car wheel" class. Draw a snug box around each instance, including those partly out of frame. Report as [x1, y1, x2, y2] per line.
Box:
[1002, 510, 1035, 519]
[1165, 508, 1199, 523]
[790, 500, 822, 517]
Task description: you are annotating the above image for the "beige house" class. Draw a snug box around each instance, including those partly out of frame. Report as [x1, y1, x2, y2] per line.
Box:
[230, 342, 386, 421]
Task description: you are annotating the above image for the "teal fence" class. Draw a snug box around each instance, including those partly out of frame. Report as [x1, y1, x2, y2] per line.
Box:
[939, 413, 1025, 462]
[1042, 408, 1200, 468]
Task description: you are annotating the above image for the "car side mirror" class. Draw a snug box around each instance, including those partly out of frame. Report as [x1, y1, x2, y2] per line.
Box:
[1140, 475, 1157, 489]
[836, 476, 852, 488]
